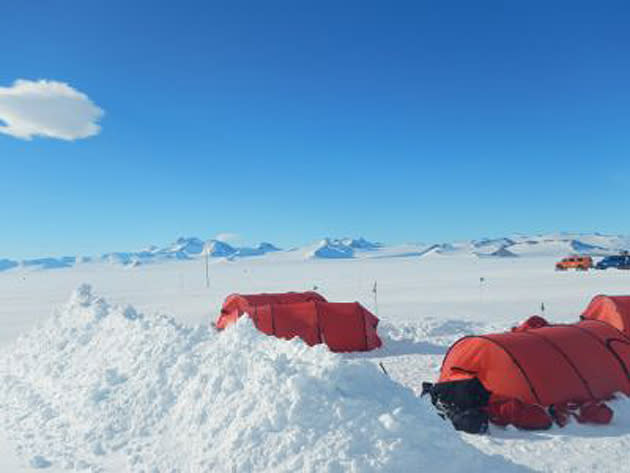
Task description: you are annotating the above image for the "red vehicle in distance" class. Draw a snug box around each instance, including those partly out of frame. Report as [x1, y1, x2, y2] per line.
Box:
[555, 255, 593, 271]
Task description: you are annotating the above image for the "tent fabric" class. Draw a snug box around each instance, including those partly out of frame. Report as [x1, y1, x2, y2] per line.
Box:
[582, 295, 630, 337]
[216, 292, 382, 352]
[216, 291, 326, 330]
[511, 315, 549, 332]
[440, 321, 630, 407]
[251, 301, 381, 352]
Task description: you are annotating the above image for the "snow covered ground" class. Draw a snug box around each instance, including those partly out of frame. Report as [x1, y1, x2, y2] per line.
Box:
[1, 249, 630, 472]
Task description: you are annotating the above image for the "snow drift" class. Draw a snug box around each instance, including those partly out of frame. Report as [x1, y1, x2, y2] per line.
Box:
[0, 286, 526, 473]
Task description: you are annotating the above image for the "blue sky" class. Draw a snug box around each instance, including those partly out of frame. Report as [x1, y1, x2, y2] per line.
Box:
[1, 1, 629, 258]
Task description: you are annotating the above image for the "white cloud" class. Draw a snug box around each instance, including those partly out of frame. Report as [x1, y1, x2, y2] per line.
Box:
[0, 79, 104, 141]
[214, 233, 241, 243]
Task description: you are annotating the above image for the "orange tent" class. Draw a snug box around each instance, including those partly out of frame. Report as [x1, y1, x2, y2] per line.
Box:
[440, 321, 630, 406]
[216, 292, 326, 330]
[216, 292, 382, 352]
[582, 295, 630, 337]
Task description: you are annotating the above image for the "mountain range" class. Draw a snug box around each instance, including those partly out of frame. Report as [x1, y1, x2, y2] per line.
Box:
[1, 233, 629, 271]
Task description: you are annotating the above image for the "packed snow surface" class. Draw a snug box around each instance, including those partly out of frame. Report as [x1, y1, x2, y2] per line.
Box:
[0, 286, 525, 473]
[3, 251, 630, 472]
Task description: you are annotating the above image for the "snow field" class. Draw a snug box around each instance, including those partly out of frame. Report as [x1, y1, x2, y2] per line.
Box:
[464, 395, 630, 473]
[2, 254, 630, 472]
[0, 285, 526, 473]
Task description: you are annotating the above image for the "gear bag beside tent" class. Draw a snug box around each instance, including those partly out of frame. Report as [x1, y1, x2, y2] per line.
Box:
[215, 292, 382, 352]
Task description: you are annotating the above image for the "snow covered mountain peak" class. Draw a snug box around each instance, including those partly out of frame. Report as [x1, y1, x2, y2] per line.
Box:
[169, 237, 205, 255]
[307, 238, 356, 259]
[203, 239, 237, 257]
[2, 232, 630, 272]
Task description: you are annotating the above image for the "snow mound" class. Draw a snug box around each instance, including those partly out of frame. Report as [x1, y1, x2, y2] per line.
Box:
[0, 287, 525, 473]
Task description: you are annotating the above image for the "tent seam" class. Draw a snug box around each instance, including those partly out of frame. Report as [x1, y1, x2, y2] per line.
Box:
[522, 331, 595, 400]
[476, 335, 542, 405]
[566, 324, 630, 385]
[359, 303, 368, 351]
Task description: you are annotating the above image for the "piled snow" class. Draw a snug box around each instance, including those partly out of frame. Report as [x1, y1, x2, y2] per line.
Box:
[0, 286, 526, 473]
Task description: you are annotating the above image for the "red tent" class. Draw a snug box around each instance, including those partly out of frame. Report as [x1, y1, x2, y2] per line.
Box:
[216, 292, 326, 330]
[216, 292, 382, 352]
[440, 320, 630, 406]
[582, 295, 630, 337]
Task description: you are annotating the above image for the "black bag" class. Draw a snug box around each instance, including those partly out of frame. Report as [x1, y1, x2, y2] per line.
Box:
[449, 408, 489, 434]
[422, 378, 491, 434]
[422, 378, 491, 410]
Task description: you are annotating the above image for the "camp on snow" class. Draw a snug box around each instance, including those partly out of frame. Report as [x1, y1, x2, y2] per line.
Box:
[425, 295, 630, 433]
[215, 290, 630, 433]
[215, 291, 382, 352]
